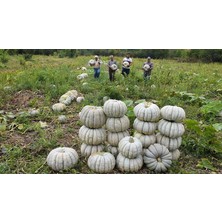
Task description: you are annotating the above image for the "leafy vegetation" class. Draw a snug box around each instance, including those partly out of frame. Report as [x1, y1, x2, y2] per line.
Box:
[0, 55, 222, 174]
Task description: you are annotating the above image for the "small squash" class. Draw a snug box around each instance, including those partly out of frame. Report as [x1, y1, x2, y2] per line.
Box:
[134, 132, 156, 148]
[158, 119, 185, 138]
[106, 115, 130, 132]
[107, 130, 130, 147]
[47, 147, 79, 171]
[59, 94, 72, 105]
[103, 99, 127, 118]
[81, 143, 104, 158]
[87, 152, 116, 173]
[133, 118, 157, 135]
[79, 125, 106, 145]
[156, 132, 182, 151]
[161, 105, 186, 122]
[116, 153, 143, 173]
[106, 145, 118, 157]
[79, 105, 106, 129]
[76, 96, 85, 103]
[171, 149, 180, 160]
[65, 90, 78, 100]
[133, 102, 160, 122]
[58, 115, 67, 123]
[143, 143, 172, 173]
[118, 136, 142, 159]
[52, 103, 66, 112]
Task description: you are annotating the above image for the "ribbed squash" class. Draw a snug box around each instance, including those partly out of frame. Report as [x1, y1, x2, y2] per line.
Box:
[79, 105, 106, 129]
[158, 119, 185, 138]
[161, 105, 186, 122]
[107, 130, 130, 147]
[87, 152, 116, 173]
[47, 147, 79, 171]
[106, 115, 130, 132]
[133, 102, 160, 122]
[133, 118, 157, 135]
[143, 143, 172, 173]
[103, 99, 127, 117]
[134, 132, 156, 148]
[79, 125, 106, 145]
[81, 143, 105, 158]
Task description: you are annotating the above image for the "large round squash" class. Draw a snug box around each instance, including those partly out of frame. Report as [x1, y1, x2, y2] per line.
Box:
[143, 143, 172, 173]
[134, 132, 156, 148]
[133, 118, 157, 135]
[47, 147, 79, 171]
[118, 136, 142, 159]
[107, 130, 130, 147]
[161, 105, 186, 122]
[156, 132, 182, 151]
[133, 102, 160, 122]
[81, 143, 105, 158]
[79, 105, 106, 129]
[116, 153, 143, 173]
[87, 152, 116, 173]
[79, 125, 106, 145]
[103, 99, 127, 118]
[106, 115, 130, 132]
[158, 119, 185, 138]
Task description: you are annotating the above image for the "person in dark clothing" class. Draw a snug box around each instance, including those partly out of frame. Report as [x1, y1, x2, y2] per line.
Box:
[107, 55, 117, 81]
[142, 56, 154, 80]
[121, 53, 132, 77]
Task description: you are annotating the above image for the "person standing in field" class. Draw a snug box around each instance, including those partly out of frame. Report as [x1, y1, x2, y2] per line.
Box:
[121, 53, 133, 77]
[142, 56, 153, 80]
[107, 55, 118, 81]
[93, 55, 101, 78]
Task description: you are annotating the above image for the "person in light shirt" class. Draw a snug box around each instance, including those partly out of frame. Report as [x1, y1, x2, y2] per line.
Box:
[121, 53, 132, 77]
[93, 55, 101, 78]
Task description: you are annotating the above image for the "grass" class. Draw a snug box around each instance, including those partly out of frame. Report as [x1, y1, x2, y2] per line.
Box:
[0, 55, 222, 174]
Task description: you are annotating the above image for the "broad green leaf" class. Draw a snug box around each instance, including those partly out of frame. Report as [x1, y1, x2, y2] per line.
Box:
[0, 124, 7, 131]
[212, 123, 222, 131]
[134, 99, 146, 104]
[196, 158, 216, 171]
[18, 124, 24, 130]
[123, 100, 133, 107]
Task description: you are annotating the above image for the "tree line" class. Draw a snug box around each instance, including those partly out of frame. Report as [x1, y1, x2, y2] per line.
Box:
[3, 49, 222, 63]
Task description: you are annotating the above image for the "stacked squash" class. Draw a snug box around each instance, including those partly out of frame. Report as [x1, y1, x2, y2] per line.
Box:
[79, 106, 106, 157]
[133, 102, 160, 152]
[103, 99, 130, 157]
[157, 105, 186, 160]
[116, 136, 143, 172]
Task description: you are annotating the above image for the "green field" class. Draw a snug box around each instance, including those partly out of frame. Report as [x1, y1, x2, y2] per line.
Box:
[0, 55, 222, 174]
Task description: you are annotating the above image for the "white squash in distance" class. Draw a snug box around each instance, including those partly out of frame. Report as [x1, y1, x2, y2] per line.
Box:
[116, 153, 143, 173]
[143, 143, 172, 173]
[118, 136, 142, 159]
[47, 147, 79, 171]
[134, 132, 156, 148]
[103, 99, 127, 118]
[156, 132, 182, 151]
[59, 94, 72, 105]
[133, 102, 160, 122]
[79, 105, 106, 129]
[52, 103, 66, 112]
[87, 152, 116, 173]
[58, 115, 67, 123]
[65, 90, 78, 100]
[133, 118, 157, 135]
[158, 119, 185, 138]
[76, 96, 85, 103]
[81, 143, 104, 158]
[106, 115, 130, 132]
[79, 125, 106, 145]
[161, 105, 186, 122]
[107, 130, 130, 147]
